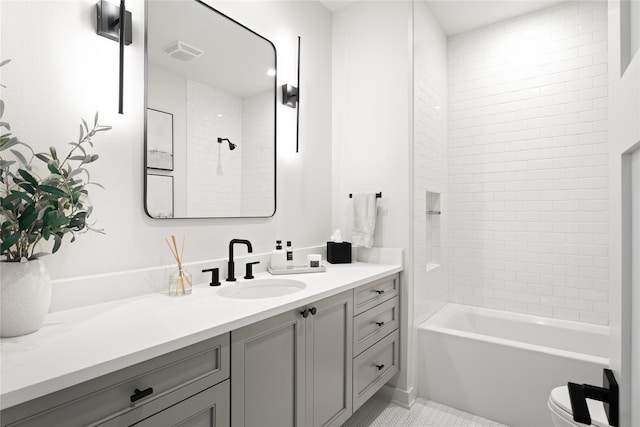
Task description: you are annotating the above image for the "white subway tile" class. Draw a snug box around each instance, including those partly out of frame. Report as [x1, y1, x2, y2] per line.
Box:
[579, 311, 608, 325]
[528, 304, 553, 317]
[447, 0, 608, 324]
[554, 307, 581, 321]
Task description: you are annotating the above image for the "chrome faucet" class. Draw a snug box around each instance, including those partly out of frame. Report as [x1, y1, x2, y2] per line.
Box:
[227, 239, 253, 281]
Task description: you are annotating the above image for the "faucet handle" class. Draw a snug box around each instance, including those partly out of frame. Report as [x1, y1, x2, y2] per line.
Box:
[202, 268, 221, 286]
[244, 261, 260, 280]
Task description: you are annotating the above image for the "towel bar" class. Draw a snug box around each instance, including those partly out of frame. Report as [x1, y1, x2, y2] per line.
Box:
[349, 192, 382, 198]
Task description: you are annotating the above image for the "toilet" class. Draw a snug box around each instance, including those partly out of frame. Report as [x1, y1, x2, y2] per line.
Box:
[548, 386, 609, 427]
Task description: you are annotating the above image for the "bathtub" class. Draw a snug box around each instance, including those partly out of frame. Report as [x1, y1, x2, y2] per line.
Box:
[417, 304, 609, 427]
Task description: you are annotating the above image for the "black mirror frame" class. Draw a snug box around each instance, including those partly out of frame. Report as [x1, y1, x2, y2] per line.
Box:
[143, 0, 277, 219]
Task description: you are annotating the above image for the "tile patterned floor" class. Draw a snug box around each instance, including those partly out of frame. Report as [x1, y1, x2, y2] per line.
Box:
[342, 396, 510, 427]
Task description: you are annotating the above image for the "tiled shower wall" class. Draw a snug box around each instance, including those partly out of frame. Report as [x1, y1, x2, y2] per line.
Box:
[187, 80, 242, 217]
[414, 0, 448, 325]
[447, 1, 609, 325]
[187, 82, 272, 217]
[241, 90, 275, 216]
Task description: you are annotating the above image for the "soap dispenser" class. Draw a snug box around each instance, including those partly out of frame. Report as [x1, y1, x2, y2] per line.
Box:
[286, 241, 293, 267]
[270, 240, 287, 270]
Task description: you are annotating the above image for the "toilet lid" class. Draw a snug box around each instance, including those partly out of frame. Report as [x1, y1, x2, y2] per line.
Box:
[550, 386, 610, 427]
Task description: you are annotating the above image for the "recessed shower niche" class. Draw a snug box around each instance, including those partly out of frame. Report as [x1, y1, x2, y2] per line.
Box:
[425, 191, 441, 272]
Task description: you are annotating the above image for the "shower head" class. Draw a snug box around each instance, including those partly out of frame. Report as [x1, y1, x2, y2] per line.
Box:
[217, 137, 237, 151]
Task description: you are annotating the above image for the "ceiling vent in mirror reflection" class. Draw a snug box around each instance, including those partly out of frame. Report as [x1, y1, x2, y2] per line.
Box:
[163, 41, 203, 62]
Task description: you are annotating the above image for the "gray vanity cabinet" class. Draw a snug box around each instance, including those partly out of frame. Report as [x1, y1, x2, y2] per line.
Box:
[231, 290, 353, 427]
[1, 273, 401, 427]
[0, 334, 230, 427]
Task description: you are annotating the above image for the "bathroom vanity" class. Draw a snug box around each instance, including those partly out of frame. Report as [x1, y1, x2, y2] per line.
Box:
[0, 263, 401, 427]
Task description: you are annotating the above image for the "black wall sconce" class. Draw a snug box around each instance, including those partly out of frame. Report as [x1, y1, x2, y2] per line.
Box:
[282, 84, 298, 108]
[96, 0, 132, 114]
[281, 36, 301, 152]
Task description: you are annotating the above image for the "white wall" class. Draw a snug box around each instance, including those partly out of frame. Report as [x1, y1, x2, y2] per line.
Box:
[0, 0, 332, 279]
[608, 0, 640, 423]
[447, 1, 610, 325]
[332, 0, 415, 405]
[413, 1, 448, 326]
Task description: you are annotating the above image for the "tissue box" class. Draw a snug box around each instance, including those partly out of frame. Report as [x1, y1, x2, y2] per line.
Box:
[327, 242, 352, 264]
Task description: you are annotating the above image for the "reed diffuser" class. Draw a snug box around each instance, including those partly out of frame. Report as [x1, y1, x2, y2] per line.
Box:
[165, 235, 192, 296]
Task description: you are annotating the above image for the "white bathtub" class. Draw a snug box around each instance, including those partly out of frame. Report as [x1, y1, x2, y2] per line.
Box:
[417, 304, 609, 427]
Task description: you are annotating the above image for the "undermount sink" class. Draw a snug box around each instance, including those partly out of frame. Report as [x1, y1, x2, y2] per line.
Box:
[217, 279, 307, 299]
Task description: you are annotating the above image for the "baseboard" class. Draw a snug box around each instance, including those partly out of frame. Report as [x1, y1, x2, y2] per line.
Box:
[377, 384, 417, 408]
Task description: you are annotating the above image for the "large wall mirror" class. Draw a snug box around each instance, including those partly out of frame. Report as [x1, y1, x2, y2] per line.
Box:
[145, 0, 276, 218]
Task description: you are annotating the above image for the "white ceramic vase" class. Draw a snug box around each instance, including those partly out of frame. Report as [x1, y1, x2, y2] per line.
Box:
[1, 259, 52, 337]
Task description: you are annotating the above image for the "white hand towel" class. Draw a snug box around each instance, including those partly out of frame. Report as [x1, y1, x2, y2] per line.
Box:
[351, 193, 377, 248]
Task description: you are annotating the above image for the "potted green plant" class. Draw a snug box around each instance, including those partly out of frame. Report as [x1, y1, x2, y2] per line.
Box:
[0, 59, 111, 337]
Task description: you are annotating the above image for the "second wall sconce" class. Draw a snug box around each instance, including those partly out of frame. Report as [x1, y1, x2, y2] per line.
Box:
[282, 84, 298, 108]
[281, 36, 301, 152]
[96, 0, 132, 114]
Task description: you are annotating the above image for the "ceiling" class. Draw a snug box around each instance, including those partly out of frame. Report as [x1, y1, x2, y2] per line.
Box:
[148, 1, 275, 98]
[319, 0, 564, 36]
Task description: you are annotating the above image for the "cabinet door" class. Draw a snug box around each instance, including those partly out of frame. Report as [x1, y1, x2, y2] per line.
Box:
[306, 290, 353, 427]
[231, 310, 306, 427]
[133, 380, 229, 427]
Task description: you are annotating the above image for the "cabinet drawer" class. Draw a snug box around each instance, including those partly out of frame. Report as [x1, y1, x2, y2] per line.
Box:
[133, 379, 229, 427]
[5, 334, 230, 427]
[97, 377, 229, 427]
[352, 330, 399, 411]
[353, 275, 398, 315]
[353, 297, 399, 356]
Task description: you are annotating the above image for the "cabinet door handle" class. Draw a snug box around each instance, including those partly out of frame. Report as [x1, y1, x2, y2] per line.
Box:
[375, 321, 385, 327]
[375, 364, 385, 371]
[373, 289, 385, 295]
[130, 387, 154, 402]
[300, 309, 309, 318]
[309, 307, 317, 315]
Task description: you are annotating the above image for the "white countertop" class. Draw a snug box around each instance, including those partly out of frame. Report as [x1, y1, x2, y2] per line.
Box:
[0, 262, 402, 410]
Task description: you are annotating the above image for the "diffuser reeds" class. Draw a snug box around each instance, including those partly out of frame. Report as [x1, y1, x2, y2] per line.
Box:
[166, 235, 192, 296]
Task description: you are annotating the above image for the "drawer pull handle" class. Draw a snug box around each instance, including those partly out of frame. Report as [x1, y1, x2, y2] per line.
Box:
[373, 289, 385, 295]
[375, 364, 385, 370]
[375, 321, 385, 327]
[130, 387, 154, 403]
[301, 309, 309, 318]
[310, 307, 317, 315]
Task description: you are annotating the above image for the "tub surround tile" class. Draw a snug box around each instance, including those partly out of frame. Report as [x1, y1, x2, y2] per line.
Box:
[447, 0, 610, 325]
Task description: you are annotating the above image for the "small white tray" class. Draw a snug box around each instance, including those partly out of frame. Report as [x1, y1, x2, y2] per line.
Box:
[268, 265, 327, 275]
